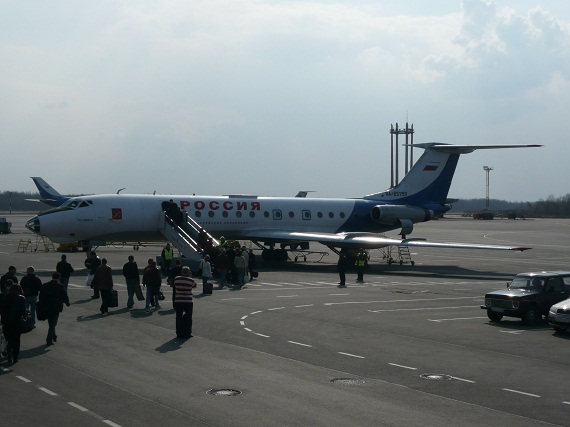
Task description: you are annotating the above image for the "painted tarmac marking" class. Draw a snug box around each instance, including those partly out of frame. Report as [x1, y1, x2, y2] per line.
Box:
[250, 311, 262, 315]
[451, 376, 476, 383]
[244, 328, 252, 332]
[267, 307, 285, 311]
[278, 282, 302, 286]
[500, 330, 524, 335]
[102, 420, 123, 427]
[502, 388, 541, 398]
[294, 304, 314, 308]
[428, 316, 487, 322]
[562, 401, 570, 405]
[261, 283, 283, 287]
[240, 315, 248, 320]
[240, 321, 245, 326]
[220, 297, 245, 301]
[16, 375, 32, 383]
[329, 293, 349, 296]
[68, 402, 89, 412]
[370, 305, 479, 313]
[276, 295, 298, 298]
[325, 296, 480, 306]
[288, 341, 313, 348]
[338, 352, 365, 359]
[388, 363, 417, 370]
[38, 386, 58, 396]
[253, 332, 270, 338]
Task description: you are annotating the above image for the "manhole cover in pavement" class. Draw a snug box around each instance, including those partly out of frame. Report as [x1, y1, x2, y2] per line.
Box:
[330, 378, 366, 385]
[207, 388, 242, 396]
[420, 374, 453, 381]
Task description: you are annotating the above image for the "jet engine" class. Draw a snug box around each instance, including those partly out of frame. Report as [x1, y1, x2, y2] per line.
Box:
[370, 205, 434, 235]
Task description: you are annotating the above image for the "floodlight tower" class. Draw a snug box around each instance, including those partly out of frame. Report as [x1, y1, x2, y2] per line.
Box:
[483, 166, 493, 210]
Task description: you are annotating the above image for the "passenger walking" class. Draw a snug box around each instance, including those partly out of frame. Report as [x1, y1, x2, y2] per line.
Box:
[248, 249, 257, 280]
[122, 256, 140, 310]
[241, 246, 249, 283]
[200, 255, 213, 295]
[0, 283, 25, 364]
[215, 250, 230, 289]
[20, 266, 42, 327]
[233, 250, 246, 288]
[142, 259, 162, 313]
[56, 254, 74, 292]
[337, 253, 349, 288]
[0, 266, 19, 294]
[39, 272, 70, 346]
[92, 258, 114, 315]
[173, 266, 196, 339]
[168, 260, 182, 303]
[84, 251, 101, 299]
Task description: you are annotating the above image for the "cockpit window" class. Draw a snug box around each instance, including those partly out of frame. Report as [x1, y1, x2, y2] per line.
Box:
[79, 201, 90, 207]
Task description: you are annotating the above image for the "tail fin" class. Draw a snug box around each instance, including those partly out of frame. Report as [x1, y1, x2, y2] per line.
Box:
[31, 177, 69, 207]
[363, 143, 541, 205]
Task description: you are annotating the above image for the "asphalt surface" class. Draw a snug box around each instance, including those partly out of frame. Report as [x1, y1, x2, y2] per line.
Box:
[1, 213, 569, 426]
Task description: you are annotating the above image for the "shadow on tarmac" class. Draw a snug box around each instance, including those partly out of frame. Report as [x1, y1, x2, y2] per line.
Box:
[155, 337, 190, 353]
[76, 307, 130, 321]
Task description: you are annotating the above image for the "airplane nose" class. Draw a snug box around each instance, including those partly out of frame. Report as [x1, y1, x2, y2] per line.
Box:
[25, 216, 40, 234]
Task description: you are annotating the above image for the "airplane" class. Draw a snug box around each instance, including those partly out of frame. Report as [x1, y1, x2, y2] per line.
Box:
[25, 143, 541, 262]
[26, 177, 72, 207]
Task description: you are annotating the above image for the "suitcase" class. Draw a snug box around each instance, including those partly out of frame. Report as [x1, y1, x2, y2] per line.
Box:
[203, 282, 213, 295]
[135, 284, 145, 301]
[107, 290, 119, 308]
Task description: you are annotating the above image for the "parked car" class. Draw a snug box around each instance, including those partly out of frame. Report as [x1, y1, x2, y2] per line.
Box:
[481, 271, 570, 325]
[548, 297, 570, 332]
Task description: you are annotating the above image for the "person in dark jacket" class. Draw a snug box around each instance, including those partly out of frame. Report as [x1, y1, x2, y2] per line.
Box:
[0, 266, 18, 294]
[92, 258, 114, 315]
[20, 266, 42, 327]
[142, 259, 162, 313]
[122, 255, 140, 310]
[248, 248, 257, 280]
[1, 283, 26, 364]
[39, 272, 70, 346]
[337, 252, 350, 288]
[84, 251, 101, 299]
[56, 254, 74, 292]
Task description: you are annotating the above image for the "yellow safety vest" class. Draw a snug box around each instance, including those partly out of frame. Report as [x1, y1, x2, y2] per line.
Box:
[164, 247, 174, 261]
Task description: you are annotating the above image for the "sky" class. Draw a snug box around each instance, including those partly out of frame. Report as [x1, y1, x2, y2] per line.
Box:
[1, 0, 569, 202]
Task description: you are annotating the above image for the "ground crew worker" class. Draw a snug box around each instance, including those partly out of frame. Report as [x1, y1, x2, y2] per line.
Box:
[337, 252, 349, 288]
[161, 243, 174, 277]
[355, 249, 368, 282]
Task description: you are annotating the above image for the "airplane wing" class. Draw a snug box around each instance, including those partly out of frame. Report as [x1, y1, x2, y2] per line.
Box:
[241, 230, 530, 251]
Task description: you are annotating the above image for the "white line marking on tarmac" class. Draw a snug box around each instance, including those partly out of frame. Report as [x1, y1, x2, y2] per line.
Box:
[428, 316, 487, 322]
[276, 295, 298, 298]
[240, 315, 248, 320]
[294, 304, 314, 308]
[16, 376, 32, 383]
[240, 321, 245, 326]
[102, 420, 123, 427]
[250, 311, 262, 315]
[68, 402, 89, 412]
[278, 282, 302, 286]
[329, 293, 349, 296]
[38, 386, 58, 396]
[371, 305, 479, 313]
[288, 341, 313, 347]
[244, 328, 252, 332]
[338, 352, 365, 359]
[388, 363, 417, 370]
[502, 388, 541, 398]
[267, 307, 285, 311]
[563, 401, 570, 405]
[261, 283, 283, 287]
[298, 282, 321, 286]
[325, 296, 480, 306]
[253, 332, 270, 338]
[500, 330, 524, 335]
[221, 298, 245, 301]
[451, 376, 476, 383]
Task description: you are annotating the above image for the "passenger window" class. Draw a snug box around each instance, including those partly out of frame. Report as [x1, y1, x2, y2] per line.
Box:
[264, 211, 270, 218]
[547, 277, 564, 292]
[328, 212, 334, 219]
[288, 211, 295, 218]
[249, 211, 255, 218]
[302, 210, 311, 220]
[208, 211, 215, 218]
[222, 211, 228, 218]
[317, 212, 323, 218]
[195, 211, 201, 217]
[273, 209, 282, 220]
[236, 211, 242, 218]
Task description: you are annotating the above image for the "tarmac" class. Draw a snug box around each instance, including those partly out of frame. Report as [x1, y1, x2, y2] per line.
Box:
[1, 213, 569, 426]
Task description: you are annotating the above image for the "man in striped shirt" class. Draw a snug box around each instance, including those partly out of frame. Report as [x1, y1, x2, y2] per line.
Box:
[173, 266, 197, 339]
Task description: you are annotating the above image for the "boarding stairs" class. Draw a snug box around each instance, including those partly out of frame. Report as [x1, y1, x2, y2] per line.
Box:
[158, 212, 219, 262]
